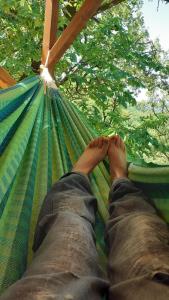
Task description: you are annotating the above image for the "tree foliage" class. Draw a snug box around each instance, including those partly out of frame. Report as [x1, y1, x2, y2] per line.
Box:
[0, 0, 169, 164]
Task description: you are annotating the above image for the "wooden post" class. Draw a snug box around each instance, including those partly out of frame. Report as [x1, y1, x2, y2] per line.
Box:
[41, 0, 59, 74]
[0, 67, 16, 89]
[47, 0, 103, 69]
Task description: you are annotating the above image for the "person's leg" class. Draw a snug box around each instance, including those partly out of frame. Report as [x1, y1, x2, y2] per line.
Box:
[106, 135, 169, 300]
[0, 137, 109, 300]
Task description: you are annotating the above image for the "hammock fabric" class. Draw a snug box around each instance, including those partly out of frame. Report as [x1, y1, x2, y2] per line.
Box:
[0, 76, 169, 294]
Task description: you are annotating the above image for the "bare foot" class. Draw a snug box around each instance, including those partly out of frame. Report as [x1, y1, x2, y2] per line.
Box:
[108, 135, 128, 181]
[72, 137, 109, 175]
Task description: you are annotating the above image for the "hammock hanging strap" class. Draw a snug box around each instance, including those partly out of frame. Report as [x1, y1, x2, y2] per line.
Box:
[40, 50, 57, 92]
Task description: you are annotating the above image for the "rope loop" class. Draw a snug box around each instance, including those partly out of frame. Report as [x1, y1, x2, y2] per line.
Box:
[40, 51, 57, 93]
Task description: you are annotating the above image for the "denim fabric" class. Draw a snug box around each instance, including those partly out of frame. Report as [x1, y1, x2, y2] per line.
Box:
[1, 173, 169, 300]
[106, 178, 169, 299]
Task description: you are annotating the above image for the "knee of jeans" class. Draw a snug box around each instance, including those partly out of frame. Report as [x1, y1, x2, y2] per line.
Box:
[33, 213, 57, 252]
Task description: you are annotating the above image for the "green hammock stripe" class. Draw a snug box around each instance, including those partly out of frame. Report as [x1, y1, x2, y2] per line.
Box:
[0, 75, 169, 294]
[0, 87, 39, 154]
[0, 76, 40, 109]
[0, 85, 38, 123]
[0, 84, 44, 205]
[129, 163, 169, 183]
[0, 99, 44, 290]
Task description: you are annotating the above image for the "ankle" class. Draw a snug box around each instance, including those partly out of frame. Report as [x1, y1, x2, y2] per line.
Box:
[111, 173, 128, 181]
[72, 166, 90, 175]
[109, 167, 128, 181]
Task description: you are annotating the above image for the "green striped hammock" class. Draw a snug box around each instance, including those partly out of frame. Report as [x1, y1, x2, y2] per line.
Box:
[0, 76, 169, 294]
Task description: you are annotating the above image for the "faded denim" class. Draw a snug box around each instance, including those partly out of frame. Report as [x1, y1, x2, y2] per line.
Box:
[1, 172, 169, 299]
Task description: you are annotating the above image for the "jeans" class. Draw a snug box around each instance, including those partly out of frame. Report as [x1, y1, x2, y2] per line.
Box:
[1, 172, 169, 299]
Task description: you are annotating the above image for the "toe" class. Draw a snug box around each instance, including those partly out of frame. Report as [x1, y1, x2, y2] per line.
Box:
[110, 135, 116, 141]
[108, 136, 116, 154]
[103, 137, 109, 144]
[88, 140, 94, 148]
[109, 135, 116, 146]
[118, 136, 125, 151]
[103, 137, 109, 149]
[115, 135, 120, 146]
[110, 135, 116, 139]
[89, 138, 97, 148]
[119, 136, 123, 148]
[98, 137, 104, 148]
[93, 138, 99, 147]
[122, 140, 126, 151]
[117, 135, 124, 148]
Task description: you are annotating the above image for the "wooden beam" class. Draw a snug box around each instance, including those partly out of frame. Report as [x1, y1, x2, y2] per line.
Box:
[47, 0, 104, 69]
[41, 0, 59, 73]
[0, 67, 16, 89]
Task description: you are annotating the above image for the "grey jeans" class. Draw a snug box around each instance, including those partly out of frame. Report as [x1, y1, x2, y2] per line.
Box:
[1, 172, 169, 299]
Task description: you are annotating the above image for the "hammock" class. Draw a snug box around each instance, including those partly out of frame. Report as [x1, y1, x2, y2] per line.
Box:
[0, 75, 169, 294]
